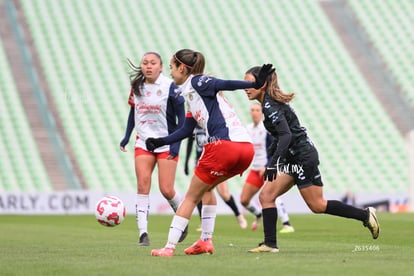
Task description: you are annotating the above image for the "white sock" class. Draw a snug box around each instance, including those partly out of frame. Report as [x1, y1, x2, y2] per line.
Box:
[167, 192, 182, 212]
[200, 205, 216, 241]
[276, 197, 289, 224]
[136, 194, 149, 235]
[165, 215, 189, 249]
[245, 203, 261, 217]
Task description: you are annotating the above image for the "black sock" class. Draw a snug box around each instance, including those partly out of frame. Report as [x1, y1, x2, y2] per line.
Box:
[225, 195, 240, 216]
[262, 207, 278, 248]
[197, 201, 202, 219]
[283, 221, 291, 226]
[325, 200, 368, 221]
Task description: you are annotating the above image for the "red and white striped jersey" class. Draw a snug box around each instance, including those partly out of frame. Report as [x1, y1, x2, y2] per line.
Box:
[128, 73, 184, 152]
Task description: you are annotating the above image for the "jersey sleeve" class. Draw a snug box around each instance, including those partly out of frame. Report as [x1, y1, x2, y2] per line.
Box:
[163, 116, 198, 145]
[265, 132, 274, 166]
[213, 78, 256, 91]
[128, 90, 134, 107]
[191, 75, 255, 96]
[190, 75, 217, 97]
[168, 82, 185, 125]
[266, 105, 292, 167]
[168, 83, 186, 157]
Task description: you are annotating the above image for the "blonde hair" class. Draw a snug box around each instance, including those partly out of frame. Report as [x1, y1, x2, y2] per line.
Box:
[267, 71, 295, 103]
[245, 66, 295, 103]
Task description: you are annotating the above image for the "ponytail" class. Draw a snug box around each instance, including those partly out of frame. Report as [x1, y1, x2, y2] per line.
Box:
[245, 66, 294, 103]
[173, 49, 205, 75]
[127, 58, 144, 96]
[267, 71, 295, 103]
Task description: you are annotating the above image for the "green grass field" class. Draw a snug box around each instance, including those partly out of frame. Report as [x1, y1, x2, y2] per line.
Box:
[0, 213, 412, 275]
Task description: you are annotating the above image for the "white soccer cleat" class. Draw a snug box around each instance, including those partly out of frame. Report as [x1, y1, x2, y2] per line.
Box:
[363, 207, 380, 239]
[237, 214, 248, 229]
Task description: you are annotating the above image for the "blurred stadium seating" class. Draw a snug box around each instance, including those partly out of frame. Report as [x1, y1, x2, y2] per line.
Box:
[0, 38, 52, 191]
[349, 0, 414, 109]
[0, 0, 411, 196]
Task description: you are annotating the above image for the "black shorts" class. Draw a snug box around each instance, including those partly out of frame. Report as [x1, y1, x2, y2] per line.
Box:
[286, 145, 323, 189]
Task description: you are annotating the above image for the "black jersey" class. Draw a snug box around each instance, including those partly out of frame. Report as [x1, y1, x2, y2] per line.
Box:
[261, 93, 310, 166]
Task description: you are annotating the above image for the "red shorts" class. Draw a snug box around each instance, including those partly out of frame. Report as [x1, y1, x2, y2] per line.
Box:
[134, 147, 179, 161]
[245, 169, 265, 189]
[195, 140, 254, 185]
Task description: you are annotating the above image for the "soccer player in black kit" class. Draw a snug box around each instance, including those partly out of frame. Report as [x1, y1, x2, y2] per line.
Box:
[243, 65, 380, 253]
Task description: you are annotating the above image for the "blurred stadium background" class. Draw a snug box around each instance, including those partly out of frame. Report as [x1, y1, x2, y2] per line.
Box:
[0, 0, 413, 214]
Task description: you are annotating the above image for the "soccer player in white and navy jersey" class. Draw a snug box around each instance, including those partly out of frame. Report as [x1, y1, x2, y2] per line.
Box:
[145, 49, 274, 257]
[241, 103, 294, 233]
[184, 110, 248, 230]
[119, 52, 186, 246]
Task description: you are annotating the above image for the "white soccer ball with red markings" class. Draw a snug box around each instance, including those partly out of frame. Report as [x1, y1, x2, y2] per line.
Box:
[95, 196, 126, 227]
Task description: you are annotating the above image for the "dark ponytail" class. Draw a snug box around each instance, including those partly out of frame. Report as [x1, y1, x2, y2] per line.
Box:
[173, 49, 205, 75]
[127, 58, 144, 96]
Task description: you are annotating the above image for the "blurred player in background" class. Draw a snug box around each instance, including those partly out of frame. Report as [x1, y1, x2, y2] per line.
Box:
[243, 66, 380, 253]
[119, 52, 187, 246]
[145, 49, 274, 257]
[184, 123, 247, 230]
[242, 103, 294, 233]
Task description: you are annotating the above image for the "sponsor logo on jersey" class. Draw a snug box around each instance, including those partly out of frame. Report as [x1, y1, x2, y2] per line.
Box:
[137, 103, 161, 114]
[197, 76, 212, 86]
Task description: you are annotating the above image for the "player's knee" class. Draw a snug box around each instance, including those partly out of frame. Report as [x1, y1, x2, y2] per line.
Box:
[137, 183, 151, 194]
[258, 192, 274, 205]
[240, 197, 249, 207]
[308, 201, 326, 213]
[137, 176, 151, 191]
[160, 187, 175, 200]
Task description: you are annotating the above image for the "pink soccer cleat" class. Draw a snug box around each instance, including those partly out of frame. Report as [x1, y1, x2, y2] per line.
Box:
[184, 239, 214, 255]
[151, 247, 175, 257]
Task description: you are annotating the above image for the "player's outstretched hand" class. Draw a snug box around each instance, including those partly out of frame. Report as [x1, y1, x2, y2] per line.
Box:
[253, 64, 275, 89]
[145, 137, 166, 152]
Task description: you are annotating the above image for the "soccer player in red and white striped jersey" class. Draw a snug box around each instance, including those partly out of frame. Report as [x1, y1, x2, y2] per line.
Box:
[120, 52, 186, 246]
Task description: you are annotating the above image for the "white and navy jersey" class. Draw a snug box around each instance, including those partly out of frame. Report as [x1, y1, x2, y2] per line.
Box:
[179, 75, 251, 143]
[246, 121, 269, 170]
[128, 74, 185, 153]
